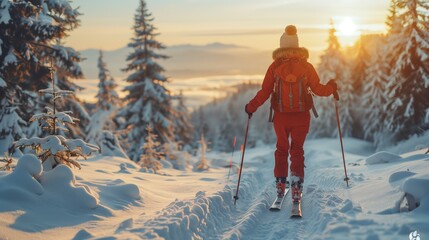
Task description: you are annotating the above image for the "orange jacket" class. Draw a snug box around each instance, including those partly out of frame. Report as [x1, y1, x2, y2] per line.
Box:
[247, 47, 334, 113]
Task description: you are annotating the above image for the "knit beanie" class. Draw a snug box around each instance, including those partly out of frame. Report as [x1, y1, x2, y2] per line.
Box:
[280, 25, 299, 48]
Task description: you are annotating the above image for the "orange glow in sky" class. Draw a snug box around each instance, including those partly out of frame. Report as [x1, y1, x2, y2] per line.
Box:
[66, 0, 389, 52]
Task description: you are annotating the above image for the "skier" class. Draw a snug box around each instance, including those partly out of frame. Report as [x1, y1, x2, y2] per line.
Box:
[245, 25, 338, 205]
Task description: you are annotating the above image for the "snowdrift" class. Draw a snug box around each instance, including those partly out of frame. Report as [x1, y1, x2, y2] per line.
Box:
[0, 154, 141, 233]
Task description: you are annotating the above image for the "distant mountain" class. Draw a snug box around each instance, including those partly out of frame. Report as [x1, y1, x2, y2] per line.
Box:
[79, 43, 272, 79]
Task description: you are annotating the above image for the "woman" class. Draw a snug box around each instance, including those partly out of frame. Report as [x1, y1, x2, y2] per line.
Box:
[245, 25, 338, 202]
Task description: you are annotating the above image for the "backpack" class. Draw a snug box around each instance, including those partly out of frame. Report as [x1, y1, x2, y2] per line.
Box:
[269, 58, 318, 122]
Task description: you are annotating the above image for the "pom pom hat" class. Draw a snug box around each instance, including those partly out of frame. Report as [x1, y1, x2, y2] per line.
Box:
[280, 25, 299, 48]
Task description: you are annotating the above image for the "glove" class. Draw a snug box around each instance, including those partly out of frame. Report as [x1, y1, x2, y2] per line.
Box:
[245, 104, 253, 119]
[327, 79, 338, 92]
[333, 91, 340, 101]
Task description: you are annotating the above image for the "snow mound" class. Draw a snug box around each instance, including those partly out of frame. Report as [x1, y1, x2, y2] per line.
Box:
[95, 179, 141, 210]
[365, 151, 402, 165]
[99, 131, 128, 158]
[401, 174, 429, 212]
[39, 164, 99, 210]
[389, 171, 416, 184]
[0, 154, 44, 197]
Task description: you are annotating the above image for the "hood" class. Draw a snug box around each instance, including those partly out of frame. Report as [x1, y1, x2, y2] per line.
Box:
[272, 47, 309, 61]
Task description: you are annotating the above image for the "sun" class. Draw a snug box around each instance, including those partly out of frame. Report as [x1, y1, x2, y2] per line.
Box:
[338, 18, 359, 36]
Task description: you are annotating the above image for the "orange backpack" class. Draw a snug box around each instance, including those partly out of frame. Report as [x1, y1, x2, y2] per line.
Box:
[269, 58, 318, 121]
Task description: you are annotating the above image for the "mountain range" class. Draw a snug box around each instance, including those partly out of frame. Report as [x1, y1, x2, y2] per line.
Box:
[79, 43, 272, 80]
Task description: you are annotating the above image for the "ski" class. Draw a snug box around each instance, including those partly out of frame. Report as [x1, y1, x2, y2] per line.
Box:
[269, 188, 290, 211]
[290, 180, 303, 218]
[290, 201, 302, 218]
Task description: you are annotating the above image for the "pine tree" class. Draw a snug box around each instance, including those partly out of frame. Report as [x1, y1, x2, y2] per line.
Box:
[0, 0, 85, 140]
[350, 36, 371, 139]
[362, 48, 389, 145]
[312, 20, 354, 138]
[173, 91, 193, 148]
[384, 0, 429, 141]
[86, 51, 120, 146]
[15, 64, 98, 170]
[96, 50, 119, 111]
[139, 124, 163, 173]
[0, 97, 25, 156]
[117, 0, 174, 161]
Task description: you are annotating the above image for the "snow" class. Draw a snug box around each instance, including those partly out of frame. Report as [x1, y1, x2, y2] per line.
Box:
[0, 0, 11, 24]
[0, 76, 5, 87]
[1, 137, 429, 239]
[365, 151, 402, 165]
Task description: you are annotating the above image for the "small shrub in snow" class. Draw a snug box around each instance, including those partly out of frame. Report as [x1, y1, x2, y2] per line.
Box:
[15, 65, 98, 169]
[194, 132, 209, 171]
[139, 124, 164, 173]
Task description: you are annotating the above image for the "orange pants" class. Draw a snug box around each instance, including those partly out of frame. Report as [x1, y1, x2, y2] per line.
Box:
[273, 111, 310, 181]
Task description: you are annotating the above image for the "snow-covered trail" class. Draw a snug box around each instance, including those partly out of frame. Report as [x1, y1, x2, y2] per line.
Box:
[6, 137, 426, 240]
[106, 138, 388, 240]
[218, 141, 362, 240]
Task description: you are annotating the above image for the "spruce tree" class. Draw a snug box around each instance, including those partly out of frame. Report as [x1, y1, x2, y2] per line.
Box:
[16, 64, 98, 170]
[384, 0, 429, 141]
[0, 97, 25, 156]
[350, 36, 370, 139]
[362, 48, 389, 146]
[139, 124, 163, 173]
[96, 50, 119, 111]
[117, 0, 174, 161]
[0, 0, 85, 141]
[86, 51, 120, 146]
[173, 91, 193, 148]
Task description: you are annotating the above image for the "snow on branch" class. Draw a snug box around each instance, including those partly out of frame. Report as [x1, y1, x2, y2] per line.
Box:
[39, 88, 74, 96]
[16, 136, 99, 169]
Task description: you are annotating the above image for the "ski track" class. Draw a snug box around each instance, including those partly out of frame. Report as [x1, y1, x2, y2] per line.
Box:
[218, 152, 350, 240]
[111, 146, 375, 240]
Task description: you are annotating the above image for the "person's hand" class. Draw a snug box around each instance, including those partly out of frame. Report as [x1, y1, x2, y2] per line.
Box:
[245, 104, 253, 119]
[327, 79, 337, 92]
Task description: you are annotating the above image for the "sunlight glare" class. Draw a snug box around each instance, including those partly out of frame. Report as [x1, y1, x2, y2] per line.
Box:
[338, 18, 358, 36]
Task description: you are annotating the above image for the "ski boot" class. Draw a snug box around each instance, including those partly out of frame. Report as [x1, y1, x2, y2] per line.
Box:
[290, 176, 303, 203]
[276, 177, 288, 198]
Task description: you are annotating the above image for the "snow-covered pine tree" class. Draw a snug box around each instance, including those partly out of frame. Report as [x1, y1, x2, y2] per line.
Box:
[0, 0, 86, 140]
[117, 0, 174, 161]
[0, 96, 25, 156]
[15, 64, 98, 170]
[383, 0, 429, 141]
[173, 91, 193, 149]
[86, 50, 119, 146]
[96, 50, 119, 111]
[312, 20, 354, 138]
[362, 47, 389, 146]
[350, 36, 371, 139]
[139, 124, 163, 173]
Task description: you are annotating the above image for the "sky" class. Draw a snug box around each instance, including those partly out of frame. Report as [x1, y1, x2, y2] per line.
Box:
[67, 0, 390, 52]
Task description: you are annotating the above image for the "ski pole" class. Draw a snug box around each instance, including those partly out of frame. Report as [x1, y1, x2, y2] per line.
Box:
[234, 117, 250, 205]
[226, 136, 237, 185]
[334, 99, 350, 187]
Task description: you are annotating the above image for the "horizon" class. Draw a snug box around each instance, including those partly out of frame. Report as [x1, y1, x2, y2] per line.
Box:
[70, 0, 391, 106]
[67, 0, 389, 53]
